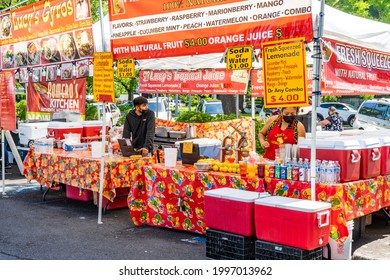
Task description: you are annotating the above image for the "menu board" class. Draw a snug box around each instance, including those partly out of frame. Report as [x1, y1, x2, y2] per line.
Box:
[0, 71, 16, 131]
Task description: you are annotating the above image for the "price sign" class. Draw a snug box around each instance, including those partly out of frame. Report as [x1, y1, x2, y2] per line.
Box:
[262, 38, 308, 108]
[117, 58, 136, 78]
[226, 46, 253, 70]
[93, 52, 115, 103]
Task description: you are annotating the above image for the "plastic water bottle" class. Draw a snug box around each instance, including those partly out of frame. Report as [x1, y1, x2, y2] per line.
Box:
[316, 160, 322, 183]
[320, 160, 328, 183]
[108, 142, 113, 157]
[334, 161, 341, 183]
[327, 160, 335, 184]
[304, 158, 310, 182]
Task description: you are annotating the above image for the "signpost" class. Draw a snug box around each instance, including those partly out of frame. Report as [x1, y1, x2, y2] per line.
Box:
[93, 52, 115, 224]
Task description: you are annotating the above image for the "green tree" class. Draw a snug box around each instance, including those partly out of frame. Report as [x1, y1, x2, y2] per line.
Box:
[327, 0, 390, 23]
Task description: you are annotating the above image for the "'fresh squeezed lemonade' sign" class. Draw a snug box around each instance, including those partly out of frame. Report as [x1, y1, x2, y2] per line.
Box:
[262, 38, 308, 108]
[93, 52, 115, 103]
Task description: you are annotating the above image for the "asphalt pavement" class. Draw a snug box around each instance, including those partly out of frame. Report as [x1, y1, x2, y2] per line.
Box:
[1, 163, 389, 260]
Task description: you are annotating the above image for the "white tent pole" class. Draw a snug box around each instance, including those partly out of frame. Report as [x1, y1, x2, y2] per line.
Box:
[98, 104, 106, 224]
[2, 129, 5, 196]
[98, 0, 106, 51]
[97, 0, 107, 224]
[310, 0, 325, 201]
[251, 97, 256, 151]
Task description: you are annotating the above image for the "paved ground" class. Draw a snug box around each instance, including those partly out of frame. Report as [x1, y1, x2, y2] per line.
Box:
[1, 163, 389, 260]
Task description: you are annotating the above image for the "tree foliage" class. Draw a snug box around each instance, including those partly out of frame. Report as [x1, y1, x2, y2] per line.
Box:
[326, 0, 390, 23]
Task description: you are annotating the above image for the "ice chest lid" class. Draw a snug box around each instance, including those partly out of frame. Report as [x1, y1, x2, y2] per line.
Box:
[175, 138, 221, 147]
[255, 196, 331, 212]
[378, 135, 390, 146]
[82, 120, 104, 126]
[48, 121, 83, 128]
[19, 122, 50, 128]
[357, 137, 381, 148]
[205, 188, 268, 202]
[299, 137, 360, 150]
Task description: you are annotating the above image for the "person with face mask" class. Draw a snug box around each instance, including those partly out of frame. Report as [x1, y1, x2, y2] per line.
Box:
[317, 106, 343, 131]
[258, 107, 306, 160]
[123, 96, 155, 157]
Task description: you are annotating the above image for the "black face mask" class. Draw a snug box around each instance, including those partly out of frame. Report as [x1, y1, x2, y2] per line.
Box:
[141, 109, 149, 114]
[283, 115, 296, 123]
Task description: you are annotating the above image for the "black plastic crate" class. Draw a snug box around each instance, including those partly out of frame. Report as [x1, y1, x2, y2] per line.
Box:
[206, 229, 255, 260]
[255, 240, 323, 260]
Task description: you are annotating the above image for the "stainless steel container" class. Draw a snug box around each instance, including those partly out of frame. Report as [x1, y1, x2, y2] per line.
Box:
[186, 124, 196, 138]
[155, 126, 172, 138]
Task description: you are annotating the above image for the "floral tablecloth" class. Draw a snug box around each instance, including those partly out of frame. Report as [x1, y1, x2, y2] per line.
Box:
[265, 175, 390, 244]
[23, 149, 154, 201]
[129, 163, 265, 234]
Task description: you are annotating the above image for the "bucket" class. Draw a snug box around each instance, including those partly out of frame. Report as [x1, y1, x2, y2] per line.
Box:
[323, 220, 354, 260]
[91, 141, 103, 158]
[164, 148, 177, 167]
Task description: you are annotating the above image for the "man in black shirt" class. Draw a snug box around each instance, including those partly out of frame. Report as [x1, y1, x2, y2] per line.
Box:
[122, 96, 155, 157]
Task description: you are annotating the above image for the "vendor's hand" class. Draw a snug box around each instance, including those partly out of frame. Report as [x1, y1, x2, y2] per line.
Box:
[261, 141, 270, 149]
[140, 148, 149, 157]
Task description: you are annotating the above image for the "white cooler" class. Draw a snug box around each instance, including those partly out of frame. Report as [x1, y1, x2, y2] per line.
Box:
[18, 122, 50, 147]
[175, 138, 222, 160]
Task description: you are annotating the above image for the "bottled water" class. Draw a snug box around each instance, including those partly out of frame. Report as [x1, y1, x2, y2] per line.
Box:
[327, 160, 335, 184]
[316, 160, 322, 183]
[304, 158, 310, 182]
[334, 161, 341, 183]
[320, 160, 328, 183]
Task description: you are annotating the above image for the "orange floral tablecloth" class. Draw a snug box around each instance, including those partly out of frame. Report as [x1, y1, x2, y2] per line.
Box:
[129, 163, 264, 234]
[156, 117, 254, 151]
[265, 176, 390, 244]
[23, 149, 154, 201]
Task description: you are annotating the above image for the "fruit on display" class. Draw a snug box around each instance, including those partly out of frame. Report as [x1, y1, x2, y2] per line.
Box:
[196, 159, 240, 174]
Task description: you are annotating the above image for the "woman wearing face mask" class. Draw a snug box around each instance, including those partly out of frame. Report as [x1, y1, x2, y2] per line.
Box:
[123, 96, 156, 157]
[258, 107, 306, 160]
[317, 106, 343, 131]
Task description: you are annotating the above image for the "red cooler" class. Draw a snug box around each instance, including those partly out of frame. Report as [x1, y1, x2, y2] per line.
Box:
[204, 188, 269, 236]
[299, 138, 361, 182]
[47, 122, 83, 140]
[254, 196, 331, 250]
[358, 137, 381, 179]
[82, 120, 108, 138]
[378, 135, 390, 176]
